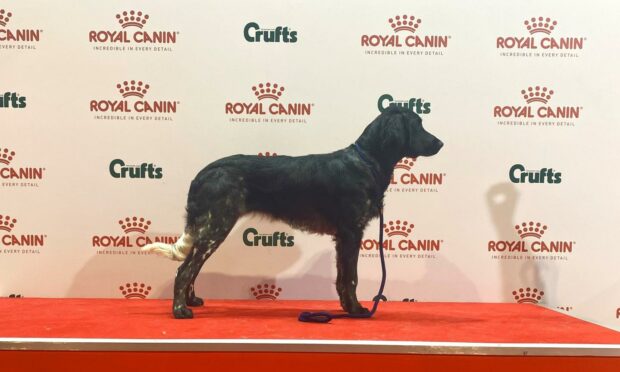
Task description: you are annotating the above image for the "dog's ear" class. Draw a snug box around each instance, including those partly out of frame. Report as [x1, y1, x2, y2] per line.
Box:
[406, 113, 423, 148]
[379, 113, 409, 153]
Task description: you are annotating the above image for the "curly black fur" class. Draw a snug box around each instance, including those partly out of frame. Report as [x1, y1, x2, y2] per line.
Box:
[171, 106, 443, 319]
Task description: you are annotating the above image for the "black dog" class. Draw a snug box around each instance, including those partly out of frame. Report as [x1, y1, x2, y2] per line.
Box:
[143, 106, 443, 319]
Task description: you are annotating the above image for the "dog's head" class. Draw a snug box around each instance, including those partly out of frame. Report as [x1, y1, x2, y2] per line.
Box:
[359, 106, 443, 159]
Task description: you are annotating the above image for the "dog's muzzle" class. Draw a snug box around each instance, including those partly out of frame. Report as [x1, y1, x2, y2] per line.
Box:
[426, 138, 443, 156]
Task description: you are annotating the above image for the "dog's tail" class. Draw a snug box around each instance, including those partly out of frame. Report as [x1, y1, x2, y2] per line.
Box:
[141, 233, 193, 261]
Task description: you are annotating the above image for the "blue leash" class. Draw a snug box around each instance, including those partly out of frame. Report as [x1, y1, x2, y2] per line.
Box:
[298, 143, 386, 323]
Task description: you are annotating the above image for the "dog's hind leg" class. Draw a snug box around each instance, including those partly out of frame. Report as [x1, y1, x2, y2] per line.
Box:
[335, 228, 369, 315]
[171, 247, 203, 307]
[172, 213, 239, 319]
[186, 282, 202, 307]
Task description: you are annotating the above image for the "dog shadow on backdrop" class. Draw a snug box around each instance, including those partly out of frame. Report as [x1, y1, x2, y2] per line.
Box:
[486, 182, 558, 305]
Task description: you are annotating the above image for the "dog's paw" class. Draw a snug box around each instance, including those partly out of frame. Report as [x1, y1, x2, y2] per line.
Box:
[173, 305, 194, 319]
[342, 300, 370, 315]
[348, 305, 370, 315]
[187, 296, 204, 307]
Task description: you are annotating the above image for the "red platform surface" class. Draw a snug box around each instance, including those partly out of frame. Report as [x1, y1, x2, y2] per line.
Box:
[2, 299, 620, 372]
[0, 298, 618, 344]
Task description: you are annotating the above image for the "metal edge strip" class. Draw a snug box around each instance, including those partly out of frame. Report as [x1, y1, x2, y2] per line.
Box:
[1, 338, 619, 356]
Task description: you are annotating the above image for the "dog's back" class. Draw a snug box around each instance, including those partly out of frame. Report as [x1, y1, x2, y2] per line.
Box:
[186, 150, 370, 234]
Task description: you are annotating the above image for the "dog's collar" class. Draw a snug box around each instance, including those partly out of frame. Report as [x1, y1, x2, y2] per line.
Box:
[353, 142, 381, 181]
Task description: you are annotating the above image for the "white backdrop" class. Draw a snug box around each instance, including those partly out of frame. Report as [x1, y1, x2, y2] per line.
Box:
[2, 0, 620, 331]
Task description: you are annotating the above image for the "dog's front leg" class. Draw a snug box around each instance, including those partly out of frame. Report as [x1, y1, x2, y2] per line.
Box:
[335, 229, 369, 314]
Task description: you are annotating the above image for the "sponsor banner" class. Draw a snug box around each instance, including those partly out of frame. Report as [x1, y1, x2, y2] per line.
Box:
[377, 94, 432, 114]
[0, 147, 45, 188]
[243, 22, 298, 43]
[487, 221, 575, 262]
[0, 92, 27, 109]
[257, 152, 278, 157]
[0, 214, 46, 255]
[225, 82, 314, 124]
[250, 283, 283, 300]
[556, 306, 573, 312]
[360, 219, 443, 260]
[369, 296, 418, 302]
[512, 287, 545, 304]
[493, 86, 582, 127]
[88, 10, 179, 53]
[242, 228, 295, 247]
[0, 8, 42, 51]
[361, 14, 451, 57]
[119, 282, 152, 299]
[509, 164, 562, 184]
[109, 159, 163, 179]
[91, 216, 178, 255]
[388, 158, 446, 193]
[89, 80, 179, 122]
[496, 17, 586, 59]
[0, 0, 617, 332]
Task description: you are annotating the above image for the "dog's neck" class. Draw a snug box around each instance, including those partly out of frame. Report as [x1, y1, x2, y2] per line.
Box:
[352, 141, 402, 193]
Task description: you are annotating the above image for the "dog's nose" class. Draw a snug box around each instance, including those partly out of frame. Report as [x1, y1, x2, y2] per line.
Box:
[435, 139, 444, 149]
